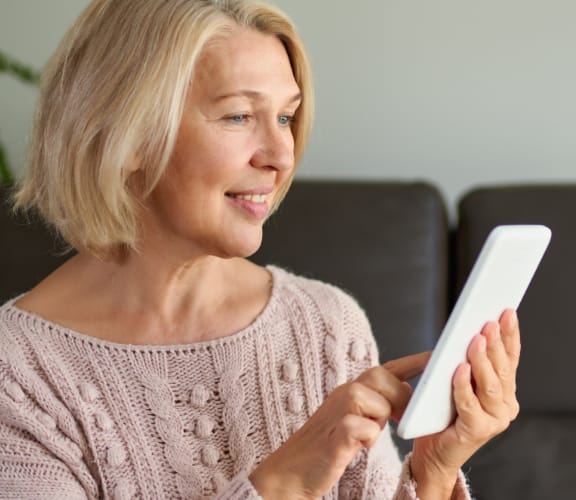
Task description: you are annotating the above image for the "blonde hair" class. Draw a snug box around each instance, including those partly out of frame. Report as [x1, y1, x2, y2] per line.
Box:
[15, 0, 314, 260]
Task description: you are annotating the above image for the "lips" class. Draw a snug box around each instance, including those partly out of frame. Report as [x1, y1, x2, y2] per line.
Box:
[225, 189, 273, 220]
[226, 193, 269, 203]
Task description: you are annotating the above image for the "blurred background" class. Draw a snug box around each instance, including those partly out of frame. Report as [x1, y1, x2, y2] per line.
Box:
[1, 0, 575, 217]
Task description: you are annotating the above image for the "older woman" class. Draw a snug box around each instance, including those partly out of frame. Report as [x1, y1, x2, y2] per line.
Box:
[0, 1, 520, 498]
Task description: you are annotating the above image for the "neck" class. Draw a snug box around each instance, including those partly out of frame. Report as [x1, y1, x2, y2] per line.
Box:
[20, 250, 272, 345]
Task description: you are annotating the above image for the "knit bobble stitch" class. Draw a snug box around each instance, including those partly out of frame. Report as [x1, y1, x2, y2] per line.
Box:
[95, 412, 114, 431]
[79, 382, 100, 403]
[107, 444, 127, 467]
[281, 361, 298, 382]
[113, 479, 136, 500]
[201, 445, 220, 467]
[194, 415, 215, 439]
[189, 384, 211, 408]
[6, 382, 25, 403]
[349, 339, 367, 362]
[287, 391, 304, 414]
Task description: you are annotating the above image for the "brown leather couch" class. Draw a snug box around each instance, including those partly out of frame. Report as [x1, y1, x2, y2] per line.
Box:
[2, 182, 575, 499]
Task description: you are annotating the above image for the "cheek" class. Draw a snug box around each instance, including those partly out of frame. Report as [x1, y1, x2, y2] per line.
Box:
[165, 142, 213, 189]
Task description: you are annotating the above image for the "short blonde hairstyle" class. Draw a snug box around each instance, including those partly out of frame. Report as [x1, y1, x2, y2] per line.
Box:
[15, 0, 314, 260]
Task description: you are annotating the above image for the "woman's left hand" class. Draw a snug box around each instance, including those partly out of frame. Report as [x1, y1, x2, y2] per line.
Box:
[410, 308, 521, 495]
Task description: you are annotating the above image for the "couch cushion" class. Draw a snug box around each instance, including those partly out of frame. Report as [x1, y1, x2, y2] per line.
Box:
[252, 181, 449, 362]
[0, 187, 70, 303]
[456, 184, 576, 411]
[465, 413, 576, 500]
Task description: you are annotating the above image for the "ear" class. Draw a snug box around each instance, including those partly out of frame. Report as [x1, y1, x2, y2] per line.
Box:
[124, 151, 143, 174]
[125, 158, 142, 173]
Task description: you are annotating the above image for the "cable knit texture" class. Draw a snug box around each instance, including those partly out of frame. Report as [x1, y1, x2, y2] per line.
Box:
[0, 266, 471, 499]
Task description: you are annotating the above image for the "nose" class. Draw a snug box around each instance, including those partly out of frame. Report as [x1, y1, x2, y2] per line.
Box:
[250, 120, 294, 172]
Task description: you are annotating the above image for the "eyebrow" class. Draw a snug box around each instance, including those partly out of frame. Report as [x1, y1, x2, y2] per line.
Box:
[213, 90, 302, 104]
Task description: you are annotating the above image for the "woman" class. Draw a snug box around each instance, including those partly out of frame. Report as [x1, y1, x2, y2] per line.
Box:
[0, 0, 520, 498]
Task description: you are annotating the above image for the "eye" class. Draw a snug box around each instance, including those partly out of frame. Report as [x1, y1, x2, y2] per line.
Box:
[227, 114, 251, 124]
[278, 115, 296, 126]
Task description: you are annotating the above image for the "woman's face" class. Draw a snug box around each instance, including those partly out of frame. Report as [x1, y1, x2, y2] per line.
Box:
[144, 27, 302, 260]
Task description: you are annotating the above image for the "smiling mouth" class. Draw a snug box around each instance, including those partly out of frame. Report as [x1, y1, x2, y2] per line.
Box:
[226, 193, 269, 203]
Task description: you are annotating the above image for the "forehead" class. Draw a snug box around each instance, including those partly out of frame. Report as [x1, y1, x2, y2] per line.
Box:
[193, 28, 299, 97]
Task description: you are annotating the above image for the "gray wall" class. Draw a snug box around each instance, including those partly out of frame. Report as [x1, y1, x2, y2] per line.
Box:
[0, 0, 86, 177]
[2, 1, 575, 216]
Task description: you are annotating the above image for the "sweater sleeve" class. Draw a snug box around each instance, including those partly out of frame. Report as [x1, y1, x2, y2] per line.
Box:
[0, 381, 97, 499]
[0, 418, 90, 499]
[0, 326, 99, 499]
[392, 453, 471, 500]
[212, 475, 263, 500]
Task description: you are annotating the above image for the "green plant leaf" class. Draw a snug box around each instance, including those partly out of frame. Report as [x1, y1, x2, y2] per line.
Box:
[0, 51, 40, 184]
[0, 142, 14, 185]
[0, 50, 41, 84]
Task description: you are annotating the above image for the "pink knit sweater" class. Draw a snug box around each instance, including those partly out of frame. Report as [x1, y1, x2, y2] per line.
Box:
[0, 266, 470, 499]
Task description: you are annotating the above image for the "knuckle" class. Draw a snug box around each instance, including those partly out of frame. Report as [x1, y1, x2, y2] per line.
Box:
[346, 382, 365, 401]
[497, 365, 512, 381]
[340, 414, 356, 432]
[335, 415, 359, 444]
[460, 396, 479, 414]
[357, 367, 379, 385]
[485, 382, 502, 398]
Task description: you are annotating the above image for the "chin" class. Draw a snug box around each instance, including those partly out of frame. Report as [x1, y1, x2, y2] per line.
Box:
[215, 231, 263, 260]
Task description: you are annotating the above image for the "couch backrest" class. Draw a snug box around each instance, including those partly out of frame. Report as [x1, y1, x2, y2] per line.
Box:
[0, 187, 70, 303]
[457, 185, 576, 412]
[252, 181, 450, 362]
[456, 185, 576, 500]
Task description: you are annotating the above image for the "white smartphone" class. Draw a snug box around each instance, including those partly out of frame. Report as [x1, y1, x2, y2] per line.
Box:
[397, 224, 551, 440]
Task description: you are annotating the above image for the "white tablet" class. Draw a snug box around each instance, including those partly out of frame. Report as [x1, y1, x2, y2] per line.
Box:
[397, 224, 551, 440]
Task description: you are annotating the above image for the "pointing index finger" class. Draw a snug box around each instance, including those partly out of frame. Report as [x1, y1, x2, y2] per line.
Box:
[382, 351, 431, 381]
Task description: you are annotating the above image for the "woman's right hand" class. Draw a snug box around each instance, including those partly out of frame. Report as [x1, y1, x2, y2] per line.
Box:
[249, 352, 430, 499]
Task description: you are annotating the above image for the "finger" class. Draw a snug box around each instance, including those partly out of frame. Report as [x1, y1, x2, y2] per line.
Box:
[499, 309, 521, 370]
[381, 351, 431, 381]
[336, 414, 383, 449]
[452, 362, 484, 432]
[344, 381, 393, 421]
[483, 321, 517, 397]
[468, 334, 507, 418]
[355, 369, 412, 420]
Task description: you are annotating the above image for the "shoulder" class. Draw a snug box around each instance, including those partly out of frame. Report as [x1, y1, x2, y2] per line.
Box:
[0, 301, 50, 406]
[0, 298, 44, 355]
[0, 299, 64, 392]
[0, 299, 61, 414]
[269, 265, 370, 326]
[268, 266, 379, 386]
[0, 299, 28, 357]
[0, 301, 98, 497]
